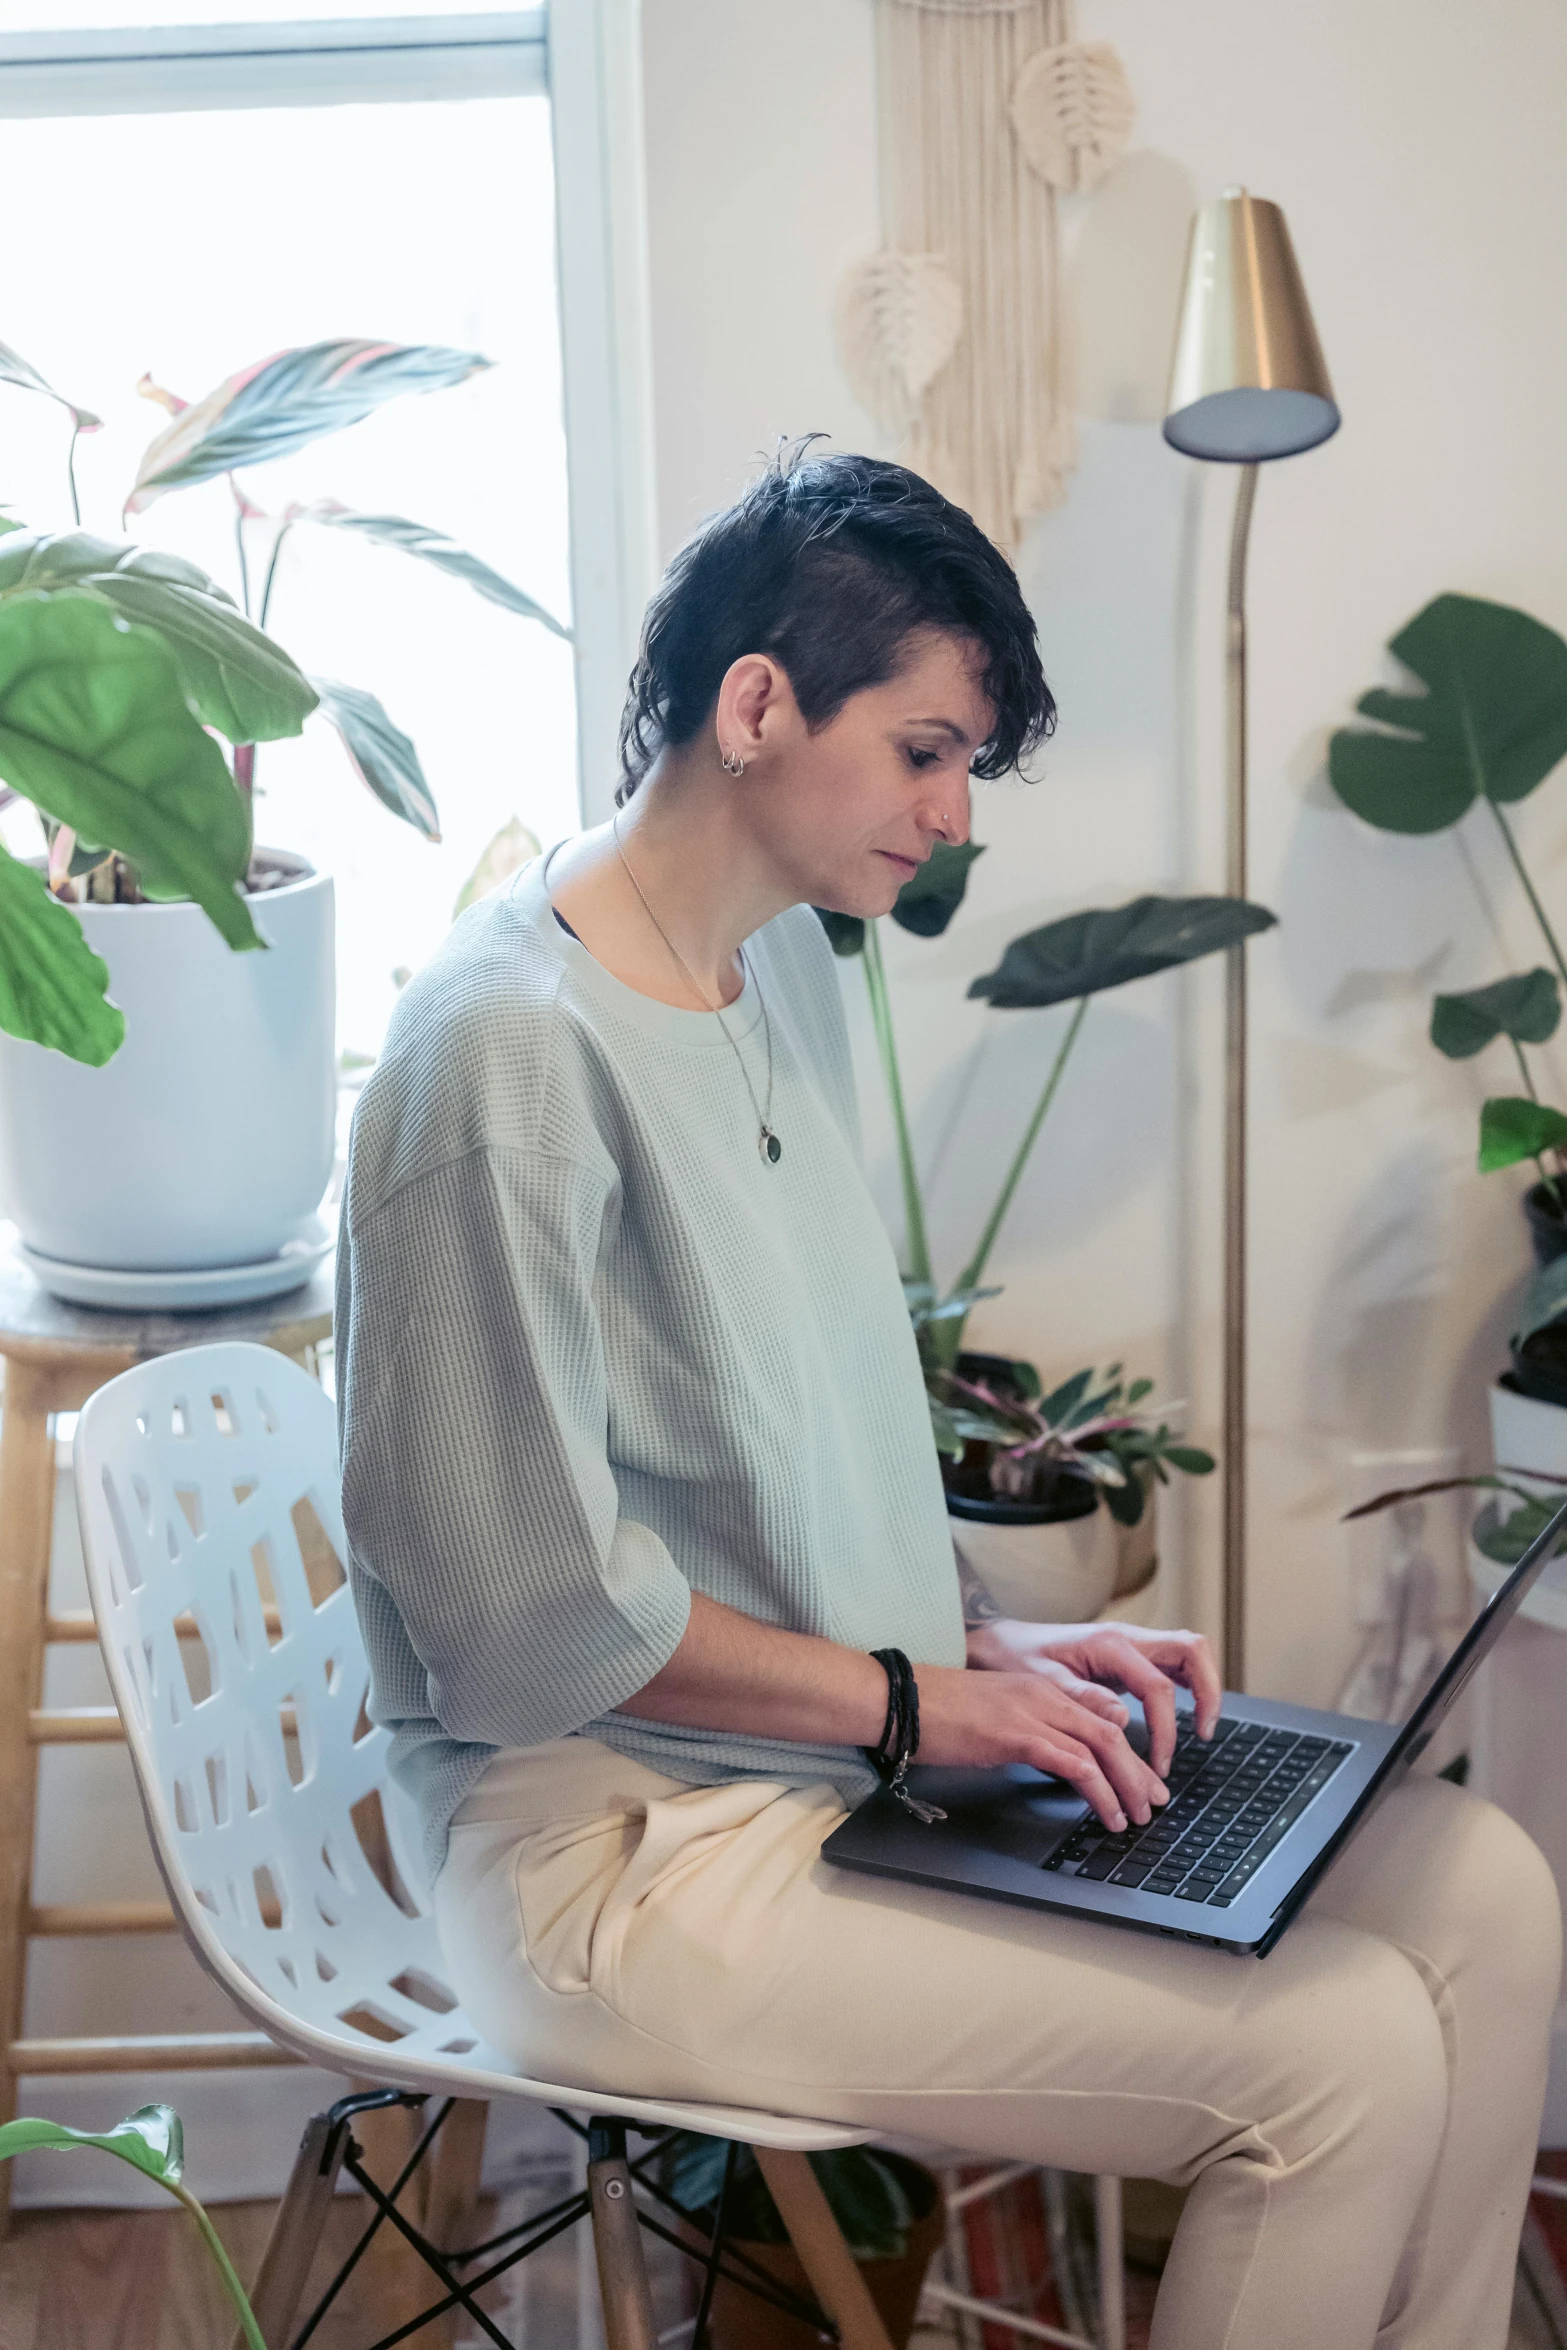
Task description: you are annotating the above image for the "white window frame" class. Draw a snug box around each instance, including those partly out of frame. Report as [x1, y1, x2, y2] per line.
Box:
[0, 0, 657, 825]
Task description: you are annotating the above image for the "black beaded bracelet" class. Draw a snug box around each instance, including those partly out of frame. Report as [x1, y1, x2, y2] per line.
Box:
[866, 1647, 946, 1825]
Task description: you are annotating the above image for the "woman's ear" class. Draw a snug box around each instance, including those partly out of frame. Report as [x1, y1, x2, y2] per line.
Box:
[715, 654, 794, 764]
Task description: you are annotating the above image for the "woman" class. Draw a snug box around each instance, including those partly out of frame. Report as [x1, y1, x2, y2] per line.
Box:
[337, 446, 1559, 2349]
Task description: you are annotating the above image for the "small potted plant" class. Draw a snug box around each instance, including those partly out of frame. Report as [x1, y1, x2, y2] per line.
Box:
[0, 336, 565, 1304]
[818, 855, 1257, 1615]
[654, 2132, 945, 2350]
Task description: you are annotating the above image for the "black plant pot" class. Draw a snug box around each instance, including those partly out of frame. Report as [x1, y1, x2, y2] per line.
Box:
[1508, 1332, 1567, 1410]
[940, 1350, 1101, 1526]
[1524, 1180, 1567, 1269]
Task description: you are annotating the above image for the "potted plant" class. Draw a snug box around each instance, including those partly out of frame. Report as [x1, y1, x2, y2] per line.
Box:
[0, 336, 566, 1304]
[654, 2132, 944, 2350]
[1328, 592, 1567, 1481]
[818, 856, 1259, 1615]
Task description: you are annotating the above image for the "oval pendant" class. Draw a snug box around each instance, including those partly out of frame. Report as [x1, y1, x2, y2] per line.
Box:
[760, 1128, 782, 1165]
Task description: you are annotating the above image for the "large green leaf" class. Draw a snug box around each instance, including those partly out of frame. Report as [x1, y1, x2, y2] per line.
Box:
[0, 2104, 266, 2350]
[1329, 594, 1567, 836]
[313, 676, 440, 839]
[0, 842, 123, 1063]
[0, 532, 316, 743]
[0, 593, 260, 950]
[0, 2103, 183, 2183]
[0, 340, 100, 431]
[1430, 968, 1561, 1059]
[1477, 1095, 1567, 1172]
[889, 840, 986, 938]
[968, 893, 1276, 1009]
[1474, 1493, 1567, 1568]
[127, 340, 492, 512]
[294, 503, 569, 637]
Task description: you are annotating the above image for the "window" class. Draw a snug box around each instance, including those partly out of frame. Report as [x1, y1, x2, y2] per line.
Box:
[0, 2, 653, 1058]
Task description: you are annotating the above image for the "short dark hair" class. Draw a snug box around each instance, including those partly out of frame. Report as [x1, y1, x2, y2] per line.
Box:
[616, 441, 1054, 799]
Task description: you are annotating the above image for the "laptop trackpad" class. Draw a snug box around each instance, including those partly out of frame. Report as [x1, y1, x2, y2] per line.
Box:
[904, 1764, 1089, 1866]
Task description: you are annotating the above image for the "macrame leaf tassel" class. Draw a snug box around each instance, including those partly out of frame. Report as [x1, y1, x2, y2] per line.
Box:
[1009, 40, 1135, 195]
[834, 251, 965, 436]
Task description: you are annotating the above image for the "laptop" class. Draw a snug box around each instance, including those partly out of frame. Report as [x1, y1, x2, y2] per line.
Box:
[823, 1494, 1567, 1957]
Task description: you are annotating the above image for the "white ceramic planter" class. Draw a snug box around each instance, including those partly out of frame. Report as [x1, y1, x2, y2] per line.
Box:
[951, 1503, 1121, 1623]
[0, 852, 335, 1274]
[1474, 1380, 1567, 1631]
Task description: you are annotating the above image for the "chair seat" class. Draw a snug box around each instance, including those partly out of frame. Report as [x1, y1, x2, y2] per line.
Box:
[73, 1342, 867, 2160]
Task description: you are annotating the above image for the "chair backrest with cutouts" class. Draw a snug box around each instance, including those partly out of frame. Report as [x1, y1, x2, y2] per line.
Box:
[74, 1341, 490, 2071]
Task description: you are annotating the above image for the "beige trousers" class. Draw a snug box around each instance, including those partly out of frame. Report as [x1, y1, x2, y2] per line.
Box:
[433, 1736, 1562, 2350]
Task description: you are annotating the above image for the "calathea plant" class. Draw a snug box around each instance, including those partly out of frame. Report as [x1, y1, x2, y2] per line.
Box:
[817, 846, 1269, 1511]
[0, 335, 567, 1064]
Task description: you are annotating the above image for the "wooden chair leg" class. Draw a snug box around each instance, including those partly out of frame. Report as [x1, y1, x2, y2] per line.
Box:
[420, 2099, 489, 2348]
[239, 2107, 354, 2350]
[0, 1359, 64, 2240]
[587, 2116, 656, 2350]
[754, 2148, 897, 2350]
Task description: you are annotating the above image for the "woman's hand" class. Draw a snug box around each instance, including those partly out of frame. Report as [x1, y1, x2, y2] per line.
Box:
[915, 1658, 1174, 1834]
[964, 1620, 1222, 1782]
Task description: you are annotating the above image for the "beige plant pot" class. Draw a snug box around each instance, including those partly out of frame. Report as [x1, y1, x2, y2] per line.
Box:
[951, 1503, 1121, 1623]
[1110, 1477, 1160, 1600]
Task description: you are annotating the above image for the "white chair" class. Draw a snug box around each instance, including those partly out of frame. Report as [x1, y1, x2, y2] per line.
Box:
[72, 1340, 890, 2350]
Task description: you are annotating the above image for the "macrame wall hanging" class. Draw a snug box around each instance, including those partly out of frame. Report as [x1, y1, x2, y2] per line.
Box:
[837, 0, 1135, 552]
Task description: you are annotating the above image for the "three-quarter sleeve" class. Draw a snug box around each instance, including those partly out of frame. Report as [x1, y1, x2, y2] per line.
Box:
[337, 1143, 693, 1753]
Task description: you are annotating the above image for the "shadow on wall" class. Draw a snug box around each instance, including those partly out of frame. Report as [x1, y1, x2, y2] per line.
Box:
[911, 997, 1176, 1278]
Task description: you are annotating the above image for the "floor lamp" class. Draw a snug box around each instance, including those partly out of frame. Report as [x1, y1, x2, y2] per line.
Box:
[1162, 188, 1340, 1688]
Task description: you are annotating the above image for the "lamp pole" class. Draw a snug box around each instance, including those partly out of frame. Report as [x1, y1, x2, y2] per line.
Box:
[1163, 188, 1338, 1691]
[1224, 463, 1258, 1685]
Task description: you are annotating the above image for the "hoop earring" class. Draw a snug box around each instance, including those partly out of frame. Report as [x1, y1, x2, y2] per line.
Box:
[720, 746, 746, 776]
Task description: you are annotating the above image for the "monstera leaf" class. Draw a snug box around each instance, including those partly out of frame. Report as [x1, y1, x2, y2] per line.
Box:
[1329, 594, 1567, 836]
[0, 843, 123, 1063]
[291, 503, 569, 636]
[0, 532, 316, 743]
[0, 593, 259, 949]
[1430, 968, 1561, 1059]
[127, 340, 492, 512]
[969, 893, 1276, 1008]
[0, 340, 100, 432]
[1477, 1096, 1567, 1173]
[814, 839, 986, 958]
[312, 677, 440, 840]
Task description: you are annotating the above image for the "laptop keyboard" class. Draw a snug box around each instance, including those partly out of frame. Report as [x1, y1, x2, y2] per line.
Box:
[1042, 1714, 1354, 1909]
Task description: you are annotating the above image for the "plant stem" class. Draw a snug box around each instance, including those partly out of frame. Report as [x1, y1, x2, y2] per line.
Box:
[258, 521, 293, 635]
[233, 502, 251, 619]
[170, 2181, 266, 2350]
[1488, 799, 1567, 1001]
[954, 994, 1089, 1300]
[65, 426, 81, 527]
[862, 918, 933, 1285]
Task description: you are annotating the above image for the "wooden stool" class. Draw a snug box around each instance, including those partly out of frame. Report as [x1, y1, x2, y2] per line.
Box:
[0, 1235, 333, 2232]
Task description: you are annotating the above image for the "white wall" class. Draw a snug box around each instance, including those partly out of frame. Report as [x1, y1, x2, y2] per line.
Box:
[639, 0, 1567, 1705]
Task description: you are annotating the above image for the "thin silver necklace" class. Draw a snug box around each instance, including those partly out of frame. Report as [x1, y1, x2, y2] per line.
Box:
[611, 814, 782, 1165]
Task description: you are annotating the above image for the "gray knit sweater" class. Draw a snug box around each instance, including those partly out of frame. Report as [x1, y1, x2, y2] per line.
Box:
[335, 855, 966, 1882]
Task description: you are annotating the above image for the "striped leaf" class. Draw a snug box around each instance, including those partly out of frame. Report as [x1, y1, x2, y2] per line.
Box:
[127, 340, 491, 512]
[312, 677, 440, 840]
[293, 503, 569, 637]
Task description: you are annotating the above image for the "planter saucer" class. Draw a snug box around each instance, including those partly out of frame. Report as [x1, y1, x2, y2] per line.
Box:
[19, 1217, 333, 1312]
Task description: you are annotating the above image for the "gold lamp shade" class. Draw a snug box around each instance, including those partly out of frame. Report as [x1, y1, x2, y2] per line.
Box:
[1164, 187, 1339, 462]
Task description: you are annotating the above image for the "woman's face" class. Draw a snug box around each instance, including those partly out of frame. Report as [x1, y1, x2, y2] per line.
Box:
[722, 628, 993, 919]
